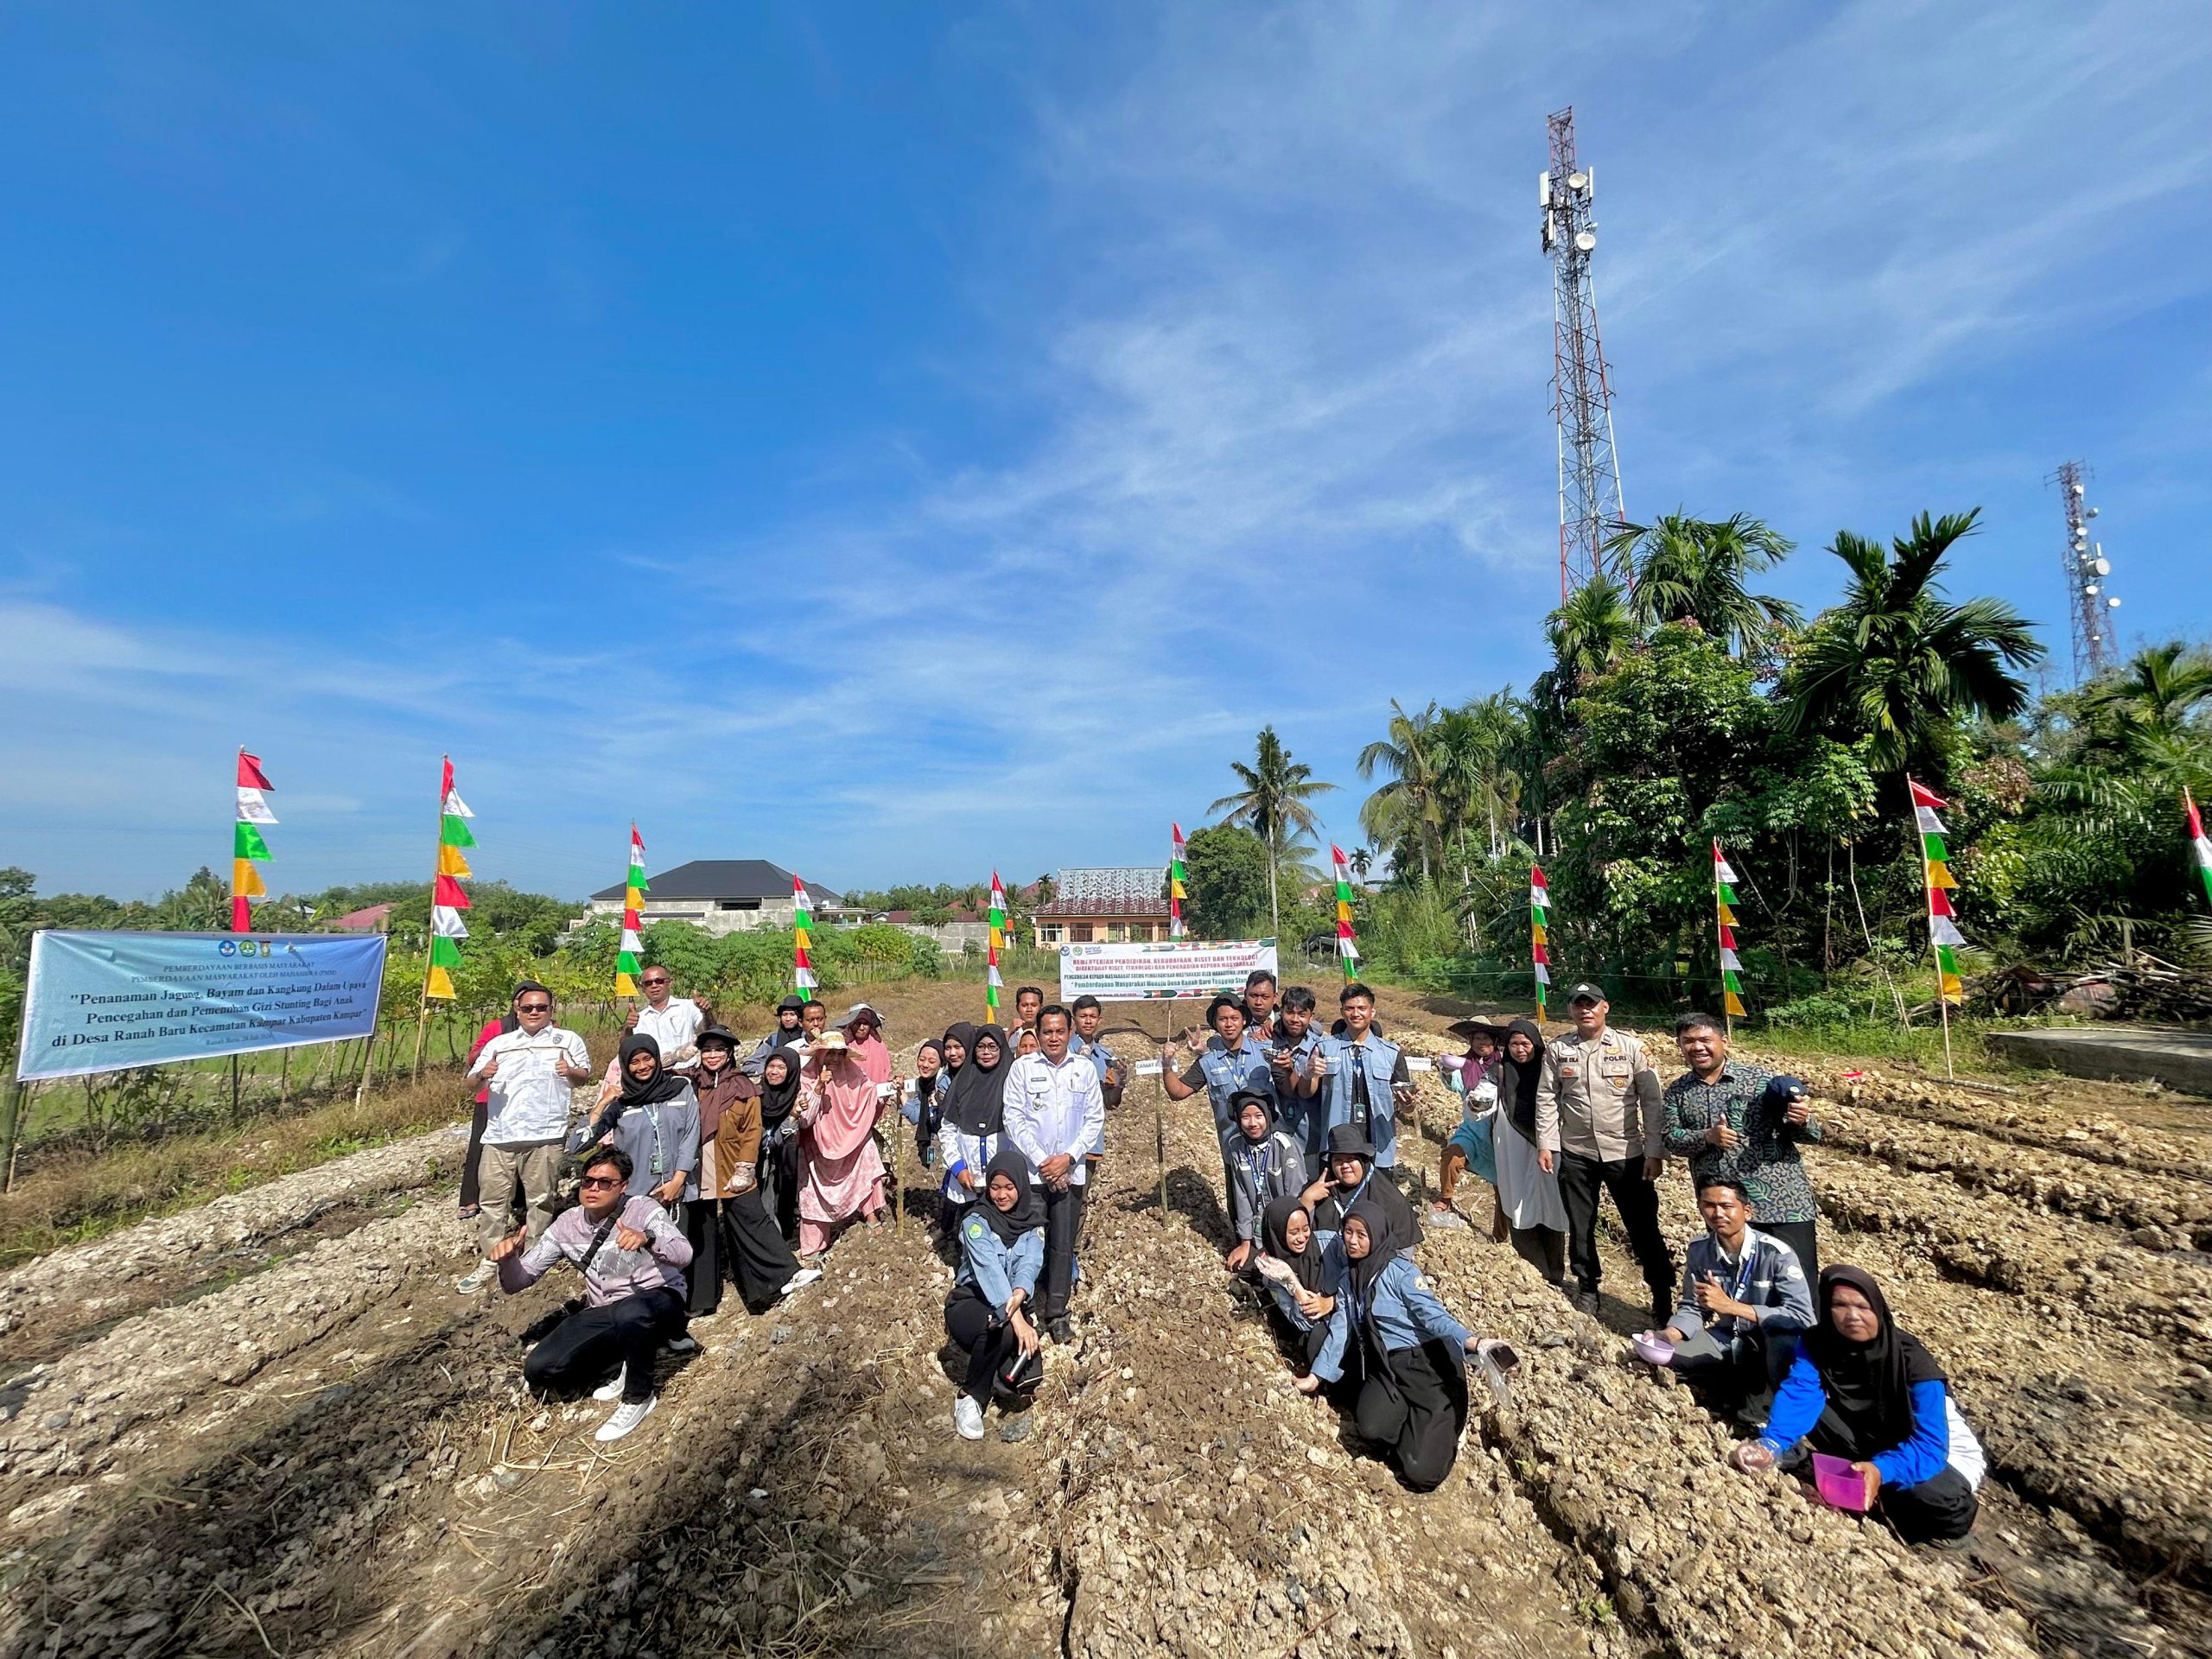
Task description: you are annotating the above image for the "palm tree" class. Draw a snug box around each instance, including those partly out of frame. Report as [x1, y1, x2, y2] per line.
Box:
[1603, 512, 1803, 661]
[1210, 726, 1337, 938]
[2075, 642, 2212, 764]
[1357, 700, 1444, 886]
[1347, 846, 1374, 881]
[1545, 575, 1637, 685]
[1780, 510, 2044, 779]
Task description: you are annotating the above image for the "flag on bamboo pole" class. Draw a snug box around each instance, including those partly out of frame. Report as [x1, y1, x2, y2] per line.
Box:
[1529, 863, 1551, 1017]
[1168, 823, 1187, 939]
[614, 825, 648, 997]
[985, 871, 1007, 1018]
[1713, 839, 1746, 1017]
[425, 757, 474, 1001]
[2186, 788, 2212, 908]
[1331, 844, 1359, 978]
[1910, 779, 1966, 1005]
[231, 750, 275, 932]
[792, 875, 817, 1000]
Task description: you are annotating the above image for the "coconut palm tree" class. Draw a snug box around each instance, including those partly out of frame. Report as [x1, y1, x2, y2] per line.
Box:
[1544, 575, 1637, 685]
[1780, 510, 2044, 779]
[1357, 700, 1444, 887]
[1603, 512, 1803, 662]
[2075, 642, 2212, 765]
[1347, 846, 1374, 881]
[1210, 727, 1337, 938]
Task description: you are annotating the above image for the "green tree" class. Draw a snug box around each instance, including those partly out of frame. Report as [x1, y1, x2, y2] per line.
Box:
[1209, 726, 1337, 938]
[1179, 824, 1271, 939]
[1545, 575, 1637, 685]
[1781, 510, 2044, 782]
[1603, 512, 1802, 662]
[2073, 641, 2212, 766]
[1357, 700, 1444, 886]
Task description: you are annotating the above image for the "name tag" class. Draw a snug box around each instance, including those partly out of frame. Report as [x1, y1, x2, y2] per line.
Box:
[1406, 1057, 1434, 1072]
[1134, 1059, 1163, 1077]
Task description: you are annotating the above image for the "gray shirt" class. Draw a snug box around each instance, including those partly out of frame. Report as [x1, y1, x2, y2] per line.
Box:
[569, 1082, 702, 1202]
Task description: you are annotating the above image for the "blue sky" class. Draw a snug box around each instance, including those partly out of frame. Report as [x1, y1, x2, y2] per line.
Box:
[3, 1, 2208, 902]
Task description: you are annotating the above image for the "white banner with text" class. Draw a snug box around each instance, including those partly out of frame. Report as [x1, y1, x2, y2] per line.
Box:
[1056, 938, 1280, 1002]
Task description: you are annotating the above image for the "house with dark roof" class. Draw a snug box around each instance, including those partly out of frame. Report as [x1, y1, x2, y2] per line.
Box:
[1030, 867, 1171, 946]
[584, 860, 848, 938]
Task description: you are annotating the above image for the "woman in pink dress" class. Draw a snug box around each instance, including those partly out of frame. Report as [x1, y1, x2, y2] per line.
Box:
[793, 1011, 893, 1257]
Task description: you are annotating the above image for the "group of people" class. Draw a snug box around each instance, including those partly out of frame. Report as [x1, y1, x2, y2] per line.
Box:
[447, 966, 1985, 1547]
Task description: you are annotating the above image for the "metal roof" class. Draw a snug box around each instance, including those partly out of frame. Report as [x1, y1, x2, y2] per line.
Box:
[590, 860, 842, 906]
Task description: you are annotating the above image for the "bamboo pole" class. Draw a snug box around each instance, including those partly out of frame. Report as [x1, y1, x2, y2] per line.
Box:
[229, 1053, 242, 1124]
[0, 1072, 23, 1195]
[279, 1046, 290, 1109]
[889, 1081, 904, 1236]
[1154, 1005, 1174, 1229]
[355, 1027, 378, 1108]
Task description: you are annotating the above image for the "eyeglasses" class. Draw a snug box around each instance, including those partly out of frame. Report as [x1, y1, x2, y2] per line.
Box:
[578, 1174, 622, 1189]
[641, 977, 670, 987]
[518, 1002, 551, 1013]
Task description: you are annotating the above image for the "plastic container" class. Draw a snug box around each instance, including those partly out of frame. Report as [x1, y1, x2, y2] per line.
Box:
[1813, 1452, 1872, 1512]
[1632, 1332, 1675, 1366]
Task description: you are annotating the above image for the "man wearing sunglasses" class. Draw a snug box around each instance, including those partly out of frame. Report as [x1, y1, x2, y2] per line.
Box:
[492, 1146, 691, 1443]
[458, 984, 593, 1294]
[595, 966, 710, 1106]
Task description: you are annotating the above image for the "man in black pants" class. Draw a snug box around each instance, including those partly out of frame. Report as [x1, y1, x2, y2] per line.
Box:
[492, 1146, 692, 1444]
[1534, 983, 1675, 1323]
[1001, 1006, 1104, 1344]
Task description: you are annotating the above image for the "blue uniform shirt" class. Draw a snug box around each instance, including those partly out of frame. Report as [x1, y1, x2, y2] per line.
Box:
[1312, 1254, 1471, 1382]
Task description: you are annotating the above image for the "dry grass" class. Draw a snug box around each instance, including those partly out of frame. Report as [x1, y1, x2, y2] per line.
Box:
[0, 1069, 466, 1268]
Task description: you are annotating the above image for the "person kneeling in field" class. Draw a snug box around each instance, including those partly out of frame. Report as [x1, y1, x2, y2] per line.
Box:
[491, 1146, 692, 1443]
[1732, 1265, 1985, 1548]
[1635, 1177, 1811, 1427]
[1296, 1202, 1488, 1491]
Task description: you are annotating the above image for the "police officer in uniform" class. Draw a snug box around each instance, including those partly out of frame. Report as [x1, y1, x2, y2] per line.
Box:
[1534, 982, 1674, 1322]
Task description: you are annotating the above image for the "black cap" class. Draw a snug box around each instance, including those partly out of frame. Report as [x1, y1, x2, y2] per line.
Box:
[1565, 982, 1606, 1005]
[1325, 1122, 1376, 1162]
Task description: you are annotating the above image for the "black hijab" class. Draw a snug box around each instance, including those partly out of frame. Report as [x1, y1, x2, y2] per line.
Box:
[941, 1021, 977, 1073]
[617, 1033, 689, 1105]
[1499, 1018, 1545, 1144]
[944, 1023, 1009, 1138]
[1803, 1265, 1944, 1452]
[1314, 1139, 1416, 1248]
[975, 1146, 1046, 1246]
[757, 1046, 802, 1129]
[1340, 1198, 1405, 1375]
[1260, 1194, 1324, 1294]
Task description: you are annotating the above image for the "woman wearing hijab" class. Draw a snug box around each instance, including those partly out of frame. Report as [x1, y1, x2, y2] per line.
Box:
[793, 1027, 890, 1258]
[569, 1034, 702, 1211]
[754, 1046, 804, 1245]
[934, 1024, 1008, 1224]
[683, 1026, 754, 1314]
[841, 1003, 893, 1087]
[1737, 1265, 1985, 1545]
[943, 1146, 1046, 1440]
[1490, 1019, 1568, 1284]
[696, 1027, 824, 1313]
[1305, 1122, 1419, 1252]
[1298, 1199, 1487, 1490]
[1223, 1090, 1308, 1274]
[1255, 1193, 1341, 1370]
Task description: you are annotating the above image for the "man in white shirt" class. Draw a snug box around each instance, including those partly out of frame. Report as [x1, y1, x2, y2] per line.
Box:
[595, 967, 709, 1104]
[458, 983, 593, 1294]
[1001, 1003, 1104, 1344]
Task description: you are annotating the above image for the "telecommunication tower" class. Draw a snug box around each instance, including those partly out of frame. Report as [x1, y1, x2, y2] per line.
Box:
[2048, 461, 2119, 681]
[1541, 106, 1625, 600]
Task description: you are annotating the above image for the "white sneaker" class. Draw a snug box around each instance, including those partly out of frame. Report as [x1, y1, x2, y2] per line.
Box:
[953, 1396, 986, 1440]
[591, 1366, 627, 1402]
[454, 1262, 495, 1294]
[779, 1268, 824, 1298]
[664, 1334, 699, 1355]
[595, 1395, 658, 1442]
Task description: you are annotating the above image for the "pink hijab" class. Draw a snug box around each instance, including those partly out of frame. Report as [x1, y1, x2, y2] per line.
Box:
[803, 1046, 881, 1160]
[842, 1007, 892, 1088]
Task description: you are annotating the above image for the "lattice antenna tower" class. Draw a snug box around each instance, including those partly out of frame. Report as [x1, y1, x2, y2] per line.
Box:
[1541, 106, 1626, 600]
[2047, 460, 2119, 681]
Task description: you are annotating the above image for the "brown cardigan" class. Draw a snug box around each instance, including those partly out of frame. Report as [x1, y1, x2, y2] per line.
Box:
[693, 1065, 764, 1196]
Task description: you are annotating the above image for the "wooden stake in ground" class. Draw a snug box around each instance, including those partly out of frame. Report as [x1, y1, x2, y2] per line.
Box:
[1154, 1007, 1178, 1230]
[229, 1053, 242, 1124]
[279, 1046, 289, 1109]
[0, 1072, 23, 1195]
[889, 1080, 904, 1236]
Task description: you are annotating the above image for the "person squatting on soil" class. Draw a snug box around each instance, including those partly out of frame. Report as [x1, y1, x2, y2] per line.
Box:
[1223, 1087, 1308, 1276]
[944, 1146, 1047, 1439]
[1297, 1200, 1486, 1491]
[1001, 1004, 1105, 1346]
[693, 1026, 822, 1314]
[1635, 1176, 1813, 1426]
[1428, 1022, 1501, 1233]
[1254, 1192, 1341, 1371]
[1535, 982, 1675, 1325]
[1733, 1265, 1986, 1547]
[492, 1146, 691, 1443]
[456, 982, 594, 1294]
[1662, 1011, 1824, 1282]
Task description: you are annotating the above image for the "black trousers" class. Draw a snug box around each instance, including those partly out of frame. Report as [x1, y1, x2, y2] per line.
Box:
[757, 1128, 802, 1245]
[1669, 1326, 1797, 1419]
[944, 1286, 1018, 1407]
[1039, 1181, 1084, 1325]
[1802, 1405, 1979, 1544]
[680, 1200, 722, 1317]
[1509, 1225, 1567, 1281]
[1761, 1217, 1821, 1287]
[459, 1096, 487, 1209]
[1558, 1151, 1675, 1300]
[522, 1288, 686, 1406]
[721, 1186, 803, 1313]
[1353, 1339, 1470, 1491]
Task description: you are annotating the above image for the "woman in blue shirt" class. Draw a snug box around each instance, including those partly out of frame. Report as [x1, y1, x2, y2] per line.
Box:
[1737, 1264, 1984, 1546]
[1255, 1192, 1341, 1370]
[1296, 1200, 1487, 1490]
[944, 1147, 1046, 1440]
